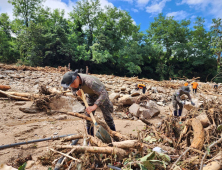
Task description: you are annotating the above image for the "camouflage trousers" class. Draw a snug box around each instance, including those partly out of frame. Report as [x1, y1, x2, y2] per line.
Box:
[86, 94, 115, 129]
[172, 95, 183, 111]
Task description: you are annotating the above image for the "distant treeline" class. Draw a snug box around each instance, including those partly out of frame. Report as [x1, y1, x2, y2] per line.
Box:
[0, 0, 221, 82]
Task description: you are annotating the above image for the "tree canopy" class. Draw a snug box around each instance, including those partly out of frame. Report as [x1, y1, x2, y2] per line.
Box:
[0, 0, 221, 82]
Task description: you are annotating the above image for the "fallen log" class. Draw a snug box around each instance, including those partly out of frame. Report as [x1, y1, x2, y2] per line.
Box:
[62, 134, 84, 142]
[57, 111, 129, 141]
[0, 85, 11, 91]
[6, 92, 39, 99]
[191, 118, 205, 150]
[112, 140, 142, 149]
[0, 90, 30, 101]
[89, 136, 108, 147]
[54, 145, 128, 158]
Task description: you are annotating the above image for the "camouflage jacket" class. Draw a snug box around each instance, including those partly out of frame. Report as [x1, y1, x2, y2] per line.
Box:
[71, 73, 107, 106]
[173, 89, 191, 103]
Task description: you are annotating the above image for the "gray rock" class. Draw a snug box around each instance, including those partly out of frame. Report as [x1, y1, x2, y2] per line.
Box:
[56, 115, 67, 120]
[131, 90, 140, 97]
[156, 87, 166, 93]
[14, 101, 26, 105]
[109, 93, 120, 103]
[129, 103, 141, 117]
[2, 70, 14, 74]
[139, 100, 161, 119]
[121, 87, 126, 91]
[39, 78, 45, 82]
[34, 79, 40, 85]
[26, 160, 35, 169]
[157, 102, 164, 106]
[118, 95, 137, 105]
[57, 126, 62, 130]
[114, 88, 120, 93]
[0, 74, 5, 79]
[151, 87, 157, 93]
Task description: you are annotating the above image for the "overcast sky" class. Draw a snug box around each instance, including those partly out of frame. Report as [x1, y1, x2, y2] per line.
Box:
[0, 0, 221, 32]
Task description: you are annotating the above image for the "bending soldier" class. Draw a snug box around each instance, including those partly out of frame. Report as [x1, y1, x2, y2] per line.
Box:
[172, 86, 195, 116]
[61, 69, 116, 136]
[135, 84, 146, 94]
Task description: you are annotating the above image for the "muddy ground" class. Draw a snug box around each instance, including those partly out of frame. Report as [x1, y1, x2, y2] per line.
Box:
[0, 64, 219, 170]
[0, 66, 174, 170]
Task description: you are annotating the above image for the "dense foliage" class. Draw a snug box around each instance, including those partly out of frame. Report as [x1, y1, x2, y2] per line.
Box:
[0, 0, 221, 81]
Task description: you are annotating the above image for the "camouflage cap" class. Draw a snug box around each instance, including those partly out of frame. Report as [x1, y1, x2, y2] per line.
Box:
[61, 69, 78, 88]
[181, 86, 190, 93]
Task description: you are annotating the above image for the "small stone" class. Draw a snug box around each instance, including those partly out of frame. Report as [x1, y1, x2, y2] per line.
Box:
[26, 160, 35, 169]
[157, 102, 163, 106]
[56, 115, 67, 120]
[134, 117, 138, 121]
[14, 101, 26, 105]
[34, 80, 39, 85]
[57, 126, 62, 130]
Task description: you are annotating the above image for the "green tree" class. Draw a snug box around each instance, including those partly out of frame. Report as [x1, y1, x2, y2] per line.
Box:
[187, 17, 215, 80]
[70, 0, 102, 59]
[211, 18, 222, 72]
[91, 6, 143, 75]
[8, 0, 44, 27]
[146, 13, 191, 80]
[0, 13, 19, 63]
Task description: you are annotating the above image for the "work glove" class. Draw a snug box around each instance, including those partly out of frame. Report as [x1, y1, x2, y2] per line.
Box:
[63, 87, 68, 91]
[191, 101, 195, 106]
[180, 101, 185, 105]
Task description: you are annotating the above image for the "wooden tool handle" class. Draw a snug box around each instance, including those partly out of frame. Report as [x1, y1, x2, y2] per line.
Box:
[80, 89, 97, 125]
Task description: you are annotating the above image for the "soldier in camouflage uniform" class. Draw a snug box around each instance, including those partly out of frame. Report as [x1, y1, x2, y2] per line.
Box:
[172, 86, 195, 116]
[61, 69, 116, 136]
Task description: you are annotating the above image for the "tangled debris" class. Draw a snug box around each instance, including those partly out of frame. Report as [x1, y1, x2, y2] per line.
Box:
[0, 64, 222, 170]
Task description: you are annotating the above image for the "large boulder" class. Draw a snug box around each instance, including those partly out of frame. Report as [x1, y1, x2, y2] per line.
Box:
[140, 100, 160, 118]
[130, 89, 141, 97]
[129, 103, 140, 117]
[156, 87, 166, 93]
[118, 95, 137, 105]
[109, 93, 120, 103]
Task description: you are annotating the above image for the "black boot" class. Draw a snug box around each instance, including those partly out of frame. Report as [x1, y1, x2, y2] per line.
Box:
[109, 125, 116, 131]
[173, 110, 177, 116]
[87, 126, 94, 136]
[178, 109, 182, 116]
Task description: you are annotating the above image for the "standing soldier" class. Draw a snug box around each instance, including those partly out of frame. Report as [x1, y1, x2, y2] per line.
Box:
[135, 84, 146, 94]
[172, 86, 195, 117]
[191, 81, 198, 93]
[61, 69, 116, 136]
[184, 81, 188, 86]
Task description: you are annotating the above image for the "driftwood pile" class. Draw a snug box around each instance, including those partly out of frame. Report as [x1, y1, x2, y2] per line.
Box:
[0, 64, 222, 170]
[0, 63, 69, 73]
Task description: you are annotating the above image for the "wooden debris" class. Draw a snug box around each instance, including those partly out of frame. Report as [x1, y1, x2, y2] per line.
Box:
[49, 148, 81, 162]
[0, 90, 30, 101]
[203, 161, 221, 170]
[54, 145, 128, 158]
[200, 137, 222, 170]
[191, 118, 205, 150]
[62, 134, 84, 142]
